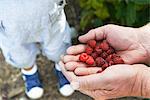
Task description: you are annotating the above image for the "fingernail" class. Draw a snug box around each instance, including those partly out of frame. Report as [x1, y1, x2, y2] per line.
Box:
[71, 82, 79, 90]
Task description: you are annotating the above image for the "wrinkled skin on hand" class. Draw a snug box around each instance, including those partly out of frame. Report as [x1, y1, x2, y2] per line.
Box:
[60, 24, 150, 99]
[60, 61, 145, 100]
[78, 24, 148, 65]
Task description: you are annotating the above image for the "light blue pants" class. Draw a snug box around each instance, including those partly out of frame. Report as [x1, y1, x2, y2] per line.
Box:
[0, 0, 71, 68]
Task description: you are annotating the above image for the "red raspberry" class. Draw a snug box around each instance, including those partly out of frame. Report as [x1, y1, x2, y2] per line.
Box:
[102, 62, 109, 70]
[112, 53, 118, 58]
[108, 61, 115, 66]
[102, 62, 109, 68]
[94, 45, 99, 51]
[95, 57, 105, 67]
[91, 52, 98, 59]
[106, 54, 113, 62]
[106, 47, 115, 55]
[95, 46, 103, 55]
[113, 57, 124, 64]
[79, 39, 125, 72]
[86, 56, 95, 65]
[79, 53, 89, 62]
[99, 40, 109, 51]
[87, 40, 96, 48]
[85, 46, 93, 55]
[100, 52, 108, 59]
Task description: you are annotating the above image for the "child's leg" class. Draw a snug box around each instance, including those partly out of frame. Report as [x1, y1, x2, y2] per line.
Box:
[41, 9, 74, 96]
[0, 40, 43, 99]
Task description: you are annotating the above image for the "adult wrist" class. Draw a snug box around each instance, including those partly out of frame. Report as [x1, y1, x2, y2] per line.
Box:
[140, 66, 150, 98]
[138, 23, 150, 65]
[133, 65, 150, 98]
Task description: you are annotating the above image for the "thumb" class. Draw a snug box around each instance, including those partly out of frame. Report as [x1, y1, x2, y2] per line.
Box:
[79, 26, 105, 43]
[70, 73, 106, 91]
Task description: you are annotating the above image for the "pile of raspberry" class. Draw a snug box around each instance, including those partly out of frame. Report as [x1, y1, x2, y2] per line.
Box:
[79, 40, 124, 72]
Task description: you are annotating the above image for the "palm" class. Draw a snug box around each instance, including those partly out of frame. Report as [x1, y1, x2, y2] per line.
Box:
[104, 26, 147, 64]
[80, 65, 138, 99]
[79, 25, 148, 64]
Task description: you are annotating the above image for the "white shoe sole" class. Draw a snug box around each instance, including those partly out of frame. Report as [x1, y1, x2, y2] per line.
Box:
[59, 84, 74, 97]
[26, 87, 44, 99]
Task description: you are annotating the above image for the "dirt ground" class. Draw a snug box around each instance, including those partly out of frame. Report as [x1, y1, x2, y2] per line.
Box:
[0, 0, 147, 100]
[0, 52, 145, 100]
[0, 51, 93, 100]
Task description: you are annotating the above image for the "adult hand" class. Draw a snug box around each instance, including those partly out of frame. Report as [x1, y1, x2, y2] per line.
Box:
[62, 24, 150, 75]
[60, 61, 150, 100]
[76, 24, 149, 64]
[61, 24, 150, 99]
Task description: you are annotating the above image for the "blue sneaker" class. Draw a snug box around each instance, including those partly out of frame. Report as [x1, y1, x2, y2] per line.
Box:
[55, 63, 74, 97]
[22, 64, 44, 99]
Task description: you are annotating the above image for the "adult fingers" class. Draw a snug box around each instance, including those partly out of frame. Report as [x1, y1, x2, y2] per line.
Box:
[70, 73, 107, 90]
[79, 26, 106, 43]
[67, 44, 86, 55]
[60, 61, 108, 91]
[65, 61, 87, 71]
[63, 55, 80, 63]
[74, 67, 102, 76]
[59, 61, 77, 82]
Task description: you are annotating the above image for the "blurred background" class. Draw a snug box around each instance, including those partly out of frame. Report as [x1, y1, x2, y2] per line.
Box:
[0, 0, 149, 100]
[67, 0, 149, 33]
